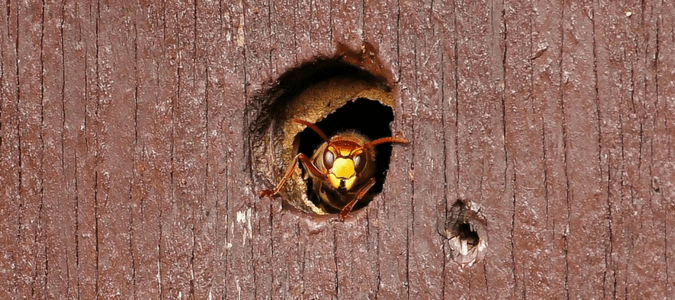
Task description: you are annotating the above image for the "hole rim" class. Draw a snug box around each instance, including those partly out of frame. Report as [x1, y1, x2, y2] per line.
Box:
[249, 58, 400, 218]
[444, 200, 488, 266]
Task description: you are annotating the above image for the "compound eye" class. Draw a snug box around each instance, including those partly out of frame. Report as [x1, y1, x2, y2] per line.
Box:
[353, 152, 366, 173]
[323, 149, 335, 168]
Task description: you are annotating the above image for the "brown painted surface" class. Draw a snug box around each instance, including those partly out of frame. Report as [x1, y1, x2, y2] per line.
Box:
[1, 0, 674, 299]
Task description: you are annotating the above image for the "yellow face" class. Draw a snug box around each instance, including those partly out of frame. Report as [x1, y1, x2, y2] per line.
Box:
[323, 144, 366, 192]
[327, 157, 357, 190]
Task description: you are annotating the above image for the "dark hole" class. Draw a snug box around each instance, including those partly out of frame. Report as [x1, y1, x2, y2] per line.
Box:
[456, 223, 480, 248]
[295, 98, 395, 213]
[443, 200, 487, 265]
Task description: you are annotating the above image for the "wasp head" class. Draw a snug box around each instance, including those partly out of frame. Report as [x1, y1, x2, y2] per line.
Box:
[323, 138, 368, 192]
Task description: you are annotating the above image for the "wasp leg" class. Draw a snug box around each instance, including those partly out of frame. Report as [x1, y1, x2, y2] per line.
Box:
[260, 153, 326, 197]
[338, 178, 377, 221]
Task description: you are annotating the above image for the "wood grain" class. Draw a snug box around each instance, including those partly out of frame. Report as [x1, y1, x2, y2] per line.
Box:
[1, 0, 673, 299]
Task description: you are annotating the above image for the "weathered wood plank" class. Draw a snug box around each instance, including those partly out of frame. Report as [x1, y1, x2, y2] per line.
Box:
[15, 1, 48, 298]
[504, 0, 568, 298]
[41, 1, 76, 298]
[59, 1, 98, 298]
[432, 0, 467, 298]
[657, 1, 675, 297]
[451, 0, 512, 298]
[380, 0, 417, 298]
[560, 1, 605, 298]
[244, 0, 275, 298]
[595, 0, 670, 298]
[223, 0, 257, 299]
[295, 0, 333, 59]
[94, 2, 138, 297]
[0, 0, 21, 298]
[530, 0, 571, 297]
[330, 0, 363, 50]
[505, 0, 545, 298]
[130, 1, 167, 298]
[166, 0, 208, 298]
[1, 0, 674, 299]
[193, 1, 235, 299]
[400, 0, 446, 298]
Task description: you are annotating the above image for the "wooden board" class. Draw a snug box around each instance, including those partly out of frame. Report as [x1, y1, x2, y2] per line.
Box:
[1, 0, 673, 298]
